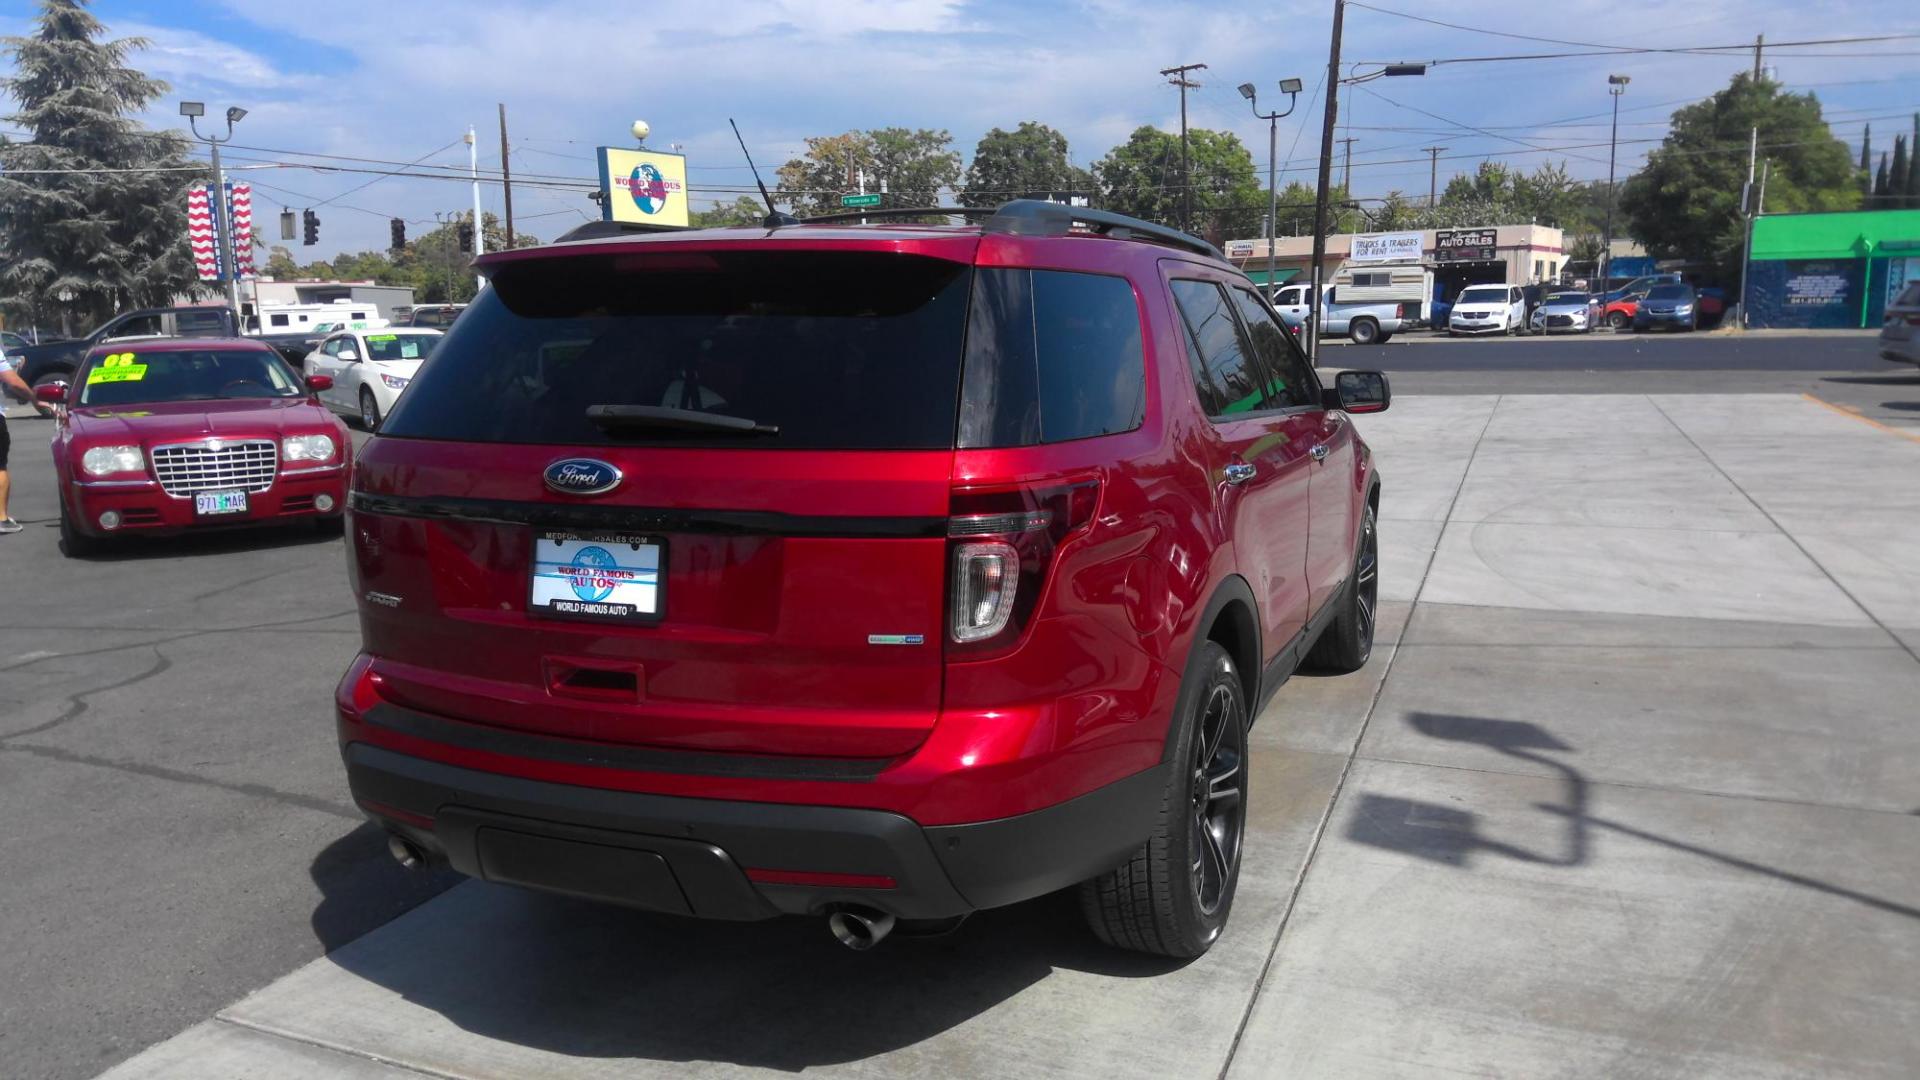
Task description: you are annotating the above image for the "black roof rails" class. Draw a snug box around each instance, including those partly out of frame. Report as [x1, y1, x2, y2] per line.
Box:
[552, 220, 687, 243]
[799, 206, 997, 225]
[983, 199, 1222, 260]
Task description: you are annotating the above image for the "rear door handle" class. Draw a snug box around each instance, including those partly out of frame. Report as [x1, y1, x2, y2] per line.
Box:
[1309, 444, 1330, 462]
[1223, 462, 1257, 485]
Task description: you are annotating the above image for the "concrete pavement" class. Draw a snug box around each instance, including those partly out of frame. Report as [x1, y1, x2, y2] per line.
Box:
[90, 390, 1920, 1080]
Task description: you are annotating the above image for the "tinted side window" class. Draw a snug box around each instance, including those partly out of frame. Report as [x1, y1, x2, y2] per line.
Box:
[958, 269, 1145, 448]
[1228, 288, 1316, 409]
[106, 314, 163, 339]
[1171, 279, 1270, 418]
[176, 309, 227, 334]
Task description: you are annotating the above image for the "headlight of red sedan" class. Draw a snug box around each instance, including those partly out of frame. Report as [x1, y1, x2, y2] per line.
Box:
[283, 433, 338, 463]
[81, 445, 145, 477]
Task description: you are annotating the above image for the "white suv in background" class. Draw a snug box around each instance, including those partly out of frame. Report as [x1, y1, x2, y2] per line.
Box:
[1448, 284, 1526, 336]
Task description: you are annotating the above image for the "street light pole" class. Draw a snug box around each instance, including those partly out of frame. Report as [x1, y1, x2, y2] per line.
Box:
[1240, 79, 1304, 298]
[1600, 74, 1629, 292]
[181, 102, 248, 321]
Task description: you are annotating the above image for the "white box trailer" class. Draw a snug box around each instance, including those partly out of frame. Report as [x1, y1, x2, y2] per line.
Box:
[246, 300, 389, 335]
[1333, 263, 1434, 326]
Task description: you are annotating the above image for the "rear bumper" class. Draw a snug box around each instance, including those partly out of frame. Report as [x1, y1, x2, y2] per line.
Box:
[65, 468, 346, 537]
[345, 741, 1163, 921]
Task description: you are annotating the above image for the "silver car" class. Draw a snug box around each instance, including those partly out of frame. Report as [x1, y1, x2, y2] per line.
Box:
[1880, 282, 1920, 368]
[1529, 290, 1602, 335]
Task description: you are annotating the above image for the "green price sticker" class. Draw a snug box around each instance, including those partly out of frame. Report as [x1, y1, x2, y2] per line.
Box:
[87, 353, 147, 384]
[366, 334, 397, 342]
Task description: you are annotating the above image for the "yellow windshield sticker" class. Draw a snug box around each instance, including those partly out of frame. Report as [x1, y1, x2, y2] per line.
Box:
[366, 334, 397, 342]
[87, 353, 147, 384]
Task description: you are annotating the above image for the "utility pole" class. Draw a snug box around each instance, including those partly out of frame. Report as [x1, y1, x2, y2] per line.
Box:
[498, 103, 514, 246]
[1753, 34, 1764, 79]
[1422, 147, 1446, 207]
[466, 127, 484, 272]
[1161, 63, 1207, 233]
[180, 102, 248, 321]
[1308, 0, 1345, 364]
[1737, 126, 1758, 328]
[1338, 137, 1359, 192]
[1600, 74, 1629, 292]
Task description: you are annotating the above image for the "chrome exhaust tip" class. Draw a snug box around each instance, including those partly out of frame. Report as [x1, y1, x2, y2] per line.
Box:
[827, 907, 896, 951]
[386, 834, 426, 870]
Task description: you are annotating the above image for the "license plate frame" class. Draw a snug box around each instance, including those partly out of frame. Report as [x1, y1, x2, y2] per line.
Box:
[194, 490, 249, 516]
[528, 532, 666, 625]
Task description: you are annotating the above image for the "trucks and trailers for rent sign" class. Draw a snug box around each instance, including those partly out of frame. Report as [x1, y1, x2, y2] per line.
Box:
[1348, 231, 1423, 263]
[597, 148, 690, 228]
[1434, 228, 1498, 263]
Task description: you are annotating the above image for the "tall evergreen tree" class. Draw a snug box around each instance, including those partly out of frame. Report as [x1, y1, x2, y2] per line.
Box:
[1909, 113, 1920, 208]
[1873, 154, 1890, 200]
[1858, 123, 1872, 199]
[0, 0, 201, 334]
[1891, 136, 1910, 210]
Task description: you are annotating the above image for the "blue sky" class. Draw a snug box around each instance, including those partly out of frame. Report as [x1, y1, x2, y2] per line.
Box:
[3, 0, 1917, 258]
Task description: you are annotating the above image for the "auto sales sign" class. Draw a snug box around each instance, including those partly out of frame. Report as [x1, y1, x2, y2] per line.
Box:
[1348, 231, 1423, 263]
[596, 147, 690, 228]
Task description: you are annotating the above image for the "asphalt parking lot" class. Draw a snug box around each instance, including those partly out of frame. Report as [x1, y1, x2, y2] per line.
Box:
[4, 332, 1917, 1079]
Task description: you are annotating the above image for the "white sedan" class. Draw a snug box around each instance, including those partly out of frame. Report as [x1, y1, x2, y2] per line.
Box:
[304, 327, 443, 430]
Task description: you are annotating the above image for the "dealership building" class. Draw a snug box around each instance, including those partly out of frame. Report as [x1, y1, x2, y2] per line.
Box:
[1225, 224, 1568, 302]
[1742, 209, 1920, 329]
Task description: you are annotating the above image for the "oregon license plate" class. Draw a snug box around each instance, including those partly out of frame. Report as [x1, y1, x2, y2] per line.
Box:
[194, 490, 248, 515]
[529, 533, 664, 623]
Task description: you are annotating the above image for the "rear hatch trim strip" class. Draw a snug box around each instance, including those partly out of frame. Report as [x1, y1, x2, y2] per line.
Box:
[350, 492, 946, 539]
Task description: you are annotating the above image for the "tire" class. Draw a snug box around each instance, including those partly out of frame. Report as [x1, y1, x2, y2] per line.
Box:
[1080, 641, 1248, 959]
[58, 499, 102, 558]
[1348, 317, 1379, 346]
[1607, 312, 1630, 330]
[1307, 501, 1378, 673]
[359, 387, 382, 431]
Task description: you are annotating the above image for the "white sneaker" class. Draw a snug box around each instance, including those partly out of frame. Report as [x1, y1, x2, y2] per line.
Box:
[0, 519, 22, 535]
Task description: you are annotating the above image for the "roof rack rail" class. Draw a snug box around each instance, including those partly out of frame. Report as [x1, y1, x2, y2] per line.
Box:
[982, 200, 1221, 260]
[798, 206, 997, 225]
[553, 220, 686, 243]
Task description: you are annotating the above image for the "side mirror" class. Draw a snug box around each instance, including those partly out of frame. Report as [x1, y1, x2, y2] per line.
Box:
[305, 374, 334, 392]
[1324, 370, 1390, 414]
[35, 381, 67, 404]
[337, 349, 360, 363]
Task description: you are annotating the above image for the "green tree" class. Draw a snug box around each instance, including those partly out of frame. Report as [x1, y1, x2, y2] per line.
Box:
[1858, 123, 1872, 200]
[1619, 73, 1856, 278]
[263, 245, 300, 279]
[690, 195, 765, 227]
[1094, 126, 1261, 243]
[868, 127, 961, 217]
[1876, 153, 1891, 200]
[776, 132, 874, 217]
[1909, 114, 1920, 208]
[0, 0, 203, 334]
[959, 121, 1094, 208]
[1890, 135, 1910, 210]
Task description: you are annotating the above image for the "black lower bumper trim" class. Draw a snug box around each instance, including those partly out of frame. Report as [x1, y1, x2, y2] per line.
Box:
[345, 743, 1164, 921]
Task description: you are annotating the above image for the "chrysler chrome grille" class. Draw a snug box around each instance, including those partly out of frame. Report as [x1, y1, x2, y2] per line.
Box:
[150, 440, 278, 496]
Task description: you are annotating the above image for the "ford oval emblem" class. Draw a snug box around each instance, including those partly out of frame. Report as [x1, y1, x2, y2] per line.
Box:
[543, 458, 623, 497]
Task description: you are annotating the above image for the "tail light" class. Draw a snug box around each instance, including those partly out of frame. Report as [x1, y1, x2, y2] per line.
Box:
[946, 478, 1100, 655]
[1395, 303, 1408, 319]
[1907, 314, 1920, 326]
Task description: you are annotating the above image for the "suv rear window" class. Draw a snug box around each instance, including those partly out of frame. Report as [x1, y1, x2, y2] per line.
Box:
[1647, 284, 1691, 300]
[958, 269, 1144, 448]
[380, 251, 972, 449]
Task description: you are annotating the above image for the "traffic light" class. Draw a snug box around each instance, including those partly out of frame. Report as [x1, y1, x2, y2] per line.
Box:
[389, 217, 406, 251]
[302, 208, 319, 246]
[280, 209, 295, 241]
[457, 221, 474, 253]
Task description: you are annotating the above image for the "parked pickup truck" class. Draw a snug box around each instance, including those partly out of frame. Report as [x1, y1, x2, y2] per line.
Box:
[1268, 282, 1408, 345]
[12, 305, 314, 387]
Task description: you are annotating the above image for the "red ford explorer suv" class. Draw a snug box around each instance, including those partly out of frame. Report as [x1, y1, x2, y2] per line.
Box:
[40, 338, 350, 556]
[338, 201, 1388, 957]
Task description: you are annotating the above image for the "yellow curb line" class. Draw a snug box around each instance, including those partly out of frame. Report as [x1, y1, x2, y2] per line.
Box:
[1802, 393, 1920, 445]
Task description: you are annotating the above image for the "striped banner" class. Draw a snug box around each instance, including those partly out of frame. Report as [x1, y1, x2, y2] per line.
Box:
[187, 184, 219, 281]
[230, 183, 254, 276]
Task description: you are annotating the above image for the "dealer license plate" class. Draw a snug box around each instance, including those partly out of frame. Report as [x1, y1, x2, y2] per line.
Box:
[529, 533, 664, 623]
[195, 490, 248, 515]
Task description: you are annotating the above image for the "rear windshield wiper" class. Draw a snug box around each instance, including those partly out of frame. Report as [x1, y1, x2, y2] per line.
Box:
[586, 404, 780, 437]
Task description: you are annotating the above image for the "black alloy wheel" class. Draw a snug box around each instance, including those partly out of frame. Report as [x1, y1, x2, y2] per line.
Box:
[1189, 682, 1246, 917]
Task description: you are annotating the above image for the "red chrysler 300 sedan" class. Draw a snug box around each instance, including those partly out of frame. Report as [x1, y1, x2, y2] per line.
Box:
[37, 338, 351, 556]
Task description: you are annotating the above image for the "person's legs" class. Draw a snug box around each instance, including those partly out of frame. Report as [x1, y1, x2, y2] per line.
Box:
[0, 415, 15, 529]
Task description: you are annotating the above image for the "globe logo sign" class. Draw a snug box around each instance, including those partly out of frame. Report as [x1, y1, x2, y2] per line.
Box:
[565, 545, 621, 602]
[630, 163, 670, 215]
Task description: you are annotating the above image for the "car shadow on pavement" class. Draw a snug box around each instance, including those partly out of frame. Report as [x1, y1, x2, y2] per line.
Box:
[1820, 373, 1920, 386]
[306, 837, 1186, 1069]
[1881, 401, 1920, 411]
[309, 823, 463, 952]
[60, 523, 342, 563]
[1345, 712, 1920, 920]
